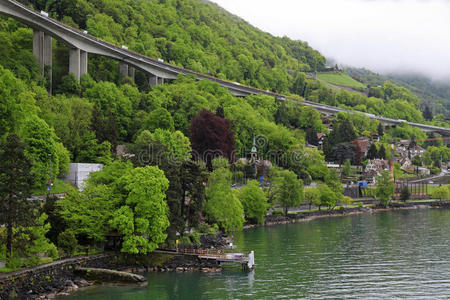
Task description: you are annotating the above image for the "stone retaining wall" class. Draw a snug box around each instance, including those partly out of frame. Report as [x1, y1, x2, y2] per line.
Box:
[0, 251, 221, 299]
[0, 254, 116, 299]
[253, 201, 450, 227]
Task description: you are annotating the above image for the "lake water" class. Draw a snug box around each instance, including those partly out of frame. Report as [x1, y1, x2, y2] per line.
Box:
[58, 208, 450, 299]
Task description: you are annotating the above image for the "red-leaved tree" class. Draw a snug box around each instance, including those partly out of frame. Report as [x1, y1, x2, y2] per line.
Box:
[190, 109, 235, 168]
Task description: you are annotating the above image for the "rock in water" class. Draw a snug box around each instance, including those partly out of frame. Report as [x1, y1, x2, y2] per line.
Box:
[74, 268, 147, 285]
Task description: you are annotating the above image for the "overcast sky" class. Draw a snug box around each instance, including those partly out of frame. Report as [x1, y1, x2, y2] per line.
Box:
[211, 0, 450, 80]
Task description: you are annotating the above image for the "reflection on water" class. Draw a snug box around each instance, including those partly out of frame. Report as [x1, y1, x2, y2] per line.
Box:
[59, 209, 450, 299]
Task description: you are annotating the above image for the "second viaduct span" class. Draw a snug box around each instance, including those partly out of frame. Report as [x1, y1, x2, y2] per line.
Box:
[1, 0, 449, 136]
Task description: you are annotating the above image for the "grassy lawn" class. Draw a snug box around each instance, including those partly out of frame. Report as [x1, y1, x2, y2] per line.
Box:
[317, 72, 366, 90]
[32, 179, 76, 196]
[395, 171, 417, 179]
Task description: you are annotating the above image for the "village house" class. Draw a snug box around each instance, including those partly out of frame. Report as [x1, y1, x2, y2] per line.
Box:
[371, 132, 380, 142]
[317, 133, 327, 149]
[395, 140, 425, 160]
[408, 145, 425, 158]
[417, 167, 431, 176]
[364, 159, 390, 184]
[396, 140, 410, 156]
[399, 157, 412, 171]
[321, 115, 334, 131]
[365, 159, 389, 174]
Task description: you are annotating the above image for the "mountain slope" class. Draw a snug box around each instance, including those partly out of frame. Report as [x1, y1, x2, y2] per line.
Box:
[345, 67, 450, 118]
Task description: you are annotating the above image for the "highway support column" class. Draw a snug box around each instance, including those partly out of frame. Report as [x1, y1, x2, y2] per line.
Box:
[148, 74, 164, 87]
[69, 48, 88, 82]
[33, 30, 52, 90]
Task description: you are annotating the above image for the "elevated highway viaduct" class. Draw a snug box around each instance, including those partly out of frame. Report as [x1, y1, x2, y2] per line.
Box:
[0, 0, 448, 136]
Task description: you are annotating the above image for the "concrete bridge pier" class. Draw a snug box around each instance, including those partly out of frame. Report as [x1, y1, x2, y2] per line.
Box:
[129, 66, 135, 81]
[119, 62, 136, 81]
[119, 61, 128, 78]
[33, 30, 52, 81]
[148, 74, 164, 87]
[69, 48, 88, 82]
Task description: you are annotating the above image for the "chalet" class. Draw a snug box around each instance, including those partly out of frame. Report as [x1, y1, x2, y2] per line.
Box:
[365, 159, 389, 174]
[409, 145, 425, 158]
[371, 132, 380, 142]
[399, 157, 412, 171]
[364, 159, 390, 184]
[417, 167, 431, 176]
[321, 115, 334, 131]
[397, 140, 410, 153]
[363, 169, 378, 184]
[317, 133, 327, 149]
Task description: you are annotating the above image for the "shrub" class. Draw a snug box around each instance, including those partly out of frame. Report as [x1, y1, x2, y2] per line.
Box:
[400, 186, 411, 202]
[6, 256, 22, 270]
[57, 230, 78, 257]
[46, 244, 59, 260]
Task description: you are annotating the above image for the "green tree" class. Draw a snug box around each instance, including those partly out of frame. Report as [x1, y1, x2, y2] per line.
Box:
[377, 144, 387, 160]
[305, 187, 321, 210]
[376, 170, 394, 207]
[238, 180, 268, 224]
[110, 166, 170, 254]
[338, 119, 356, 143]
[77, 132, 112, 164]
[0, 134, 36, 261]
[58, 184, 115, 243]
[400, 186, 411, 202]
[205, 167, 244, 232]
[14, 213, 58, 266]
[57, 229, 78, 257]
[56, 73, 81, 95]
[432, 185, 449, 202]
[211, 157, 230, 170]
[377, 123, 384, 137]
[151, 129, 192, 160]
[274, 170, 304, 214]
[84, 81, 132, 141]
[342, 159, 352, 178]
[143, 107, 175, 132]
[58, 160, 134, 243]
[292, 73, 306, 96]
[367, 144, 378, 160]
[325, 169, 344, 196]
[299, 106, 324, 132]
[19, 115, 63, 188]
[319, 184, 336, 210]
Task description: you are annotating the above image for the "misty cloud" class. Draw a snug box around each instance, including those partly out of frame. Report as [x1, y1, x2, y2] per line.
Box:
[211, 0, 450, 80]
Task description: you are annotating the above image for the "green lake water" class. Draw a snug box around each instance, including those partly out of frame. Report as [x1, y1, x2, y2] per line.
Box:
[58, 208, 450, 299]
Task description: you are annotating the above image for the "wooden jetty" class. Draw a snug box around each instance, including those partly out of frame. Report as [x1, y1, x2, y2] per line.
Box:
[179, 248, 255, 271]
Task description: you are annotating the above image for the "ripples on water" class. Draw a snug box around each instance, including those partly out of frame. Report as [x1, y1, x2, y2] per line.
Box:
[59, 209, 450, 299]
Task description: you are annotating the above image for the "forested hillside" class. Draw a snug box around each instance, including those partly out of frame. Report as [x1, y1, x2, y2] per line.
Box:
[1, 0, 449, 269]
[346, 67, 450, 118]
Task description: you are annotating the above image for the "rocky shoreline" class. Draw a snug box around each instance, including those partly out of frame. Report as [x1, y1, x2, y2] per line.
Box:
[3, 201, 448, 299]
[35, 278, 91, 299]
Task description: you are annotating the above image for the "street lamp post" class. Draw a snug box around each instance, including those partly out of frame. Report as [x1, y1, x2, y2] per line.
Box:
[47, 153, 52, 194]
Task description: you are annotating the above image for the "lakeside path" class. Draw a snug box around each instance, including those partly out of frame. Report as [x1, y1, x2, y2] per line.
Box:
[0, 254, 107, 281]
[245, 201, 450, 229]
